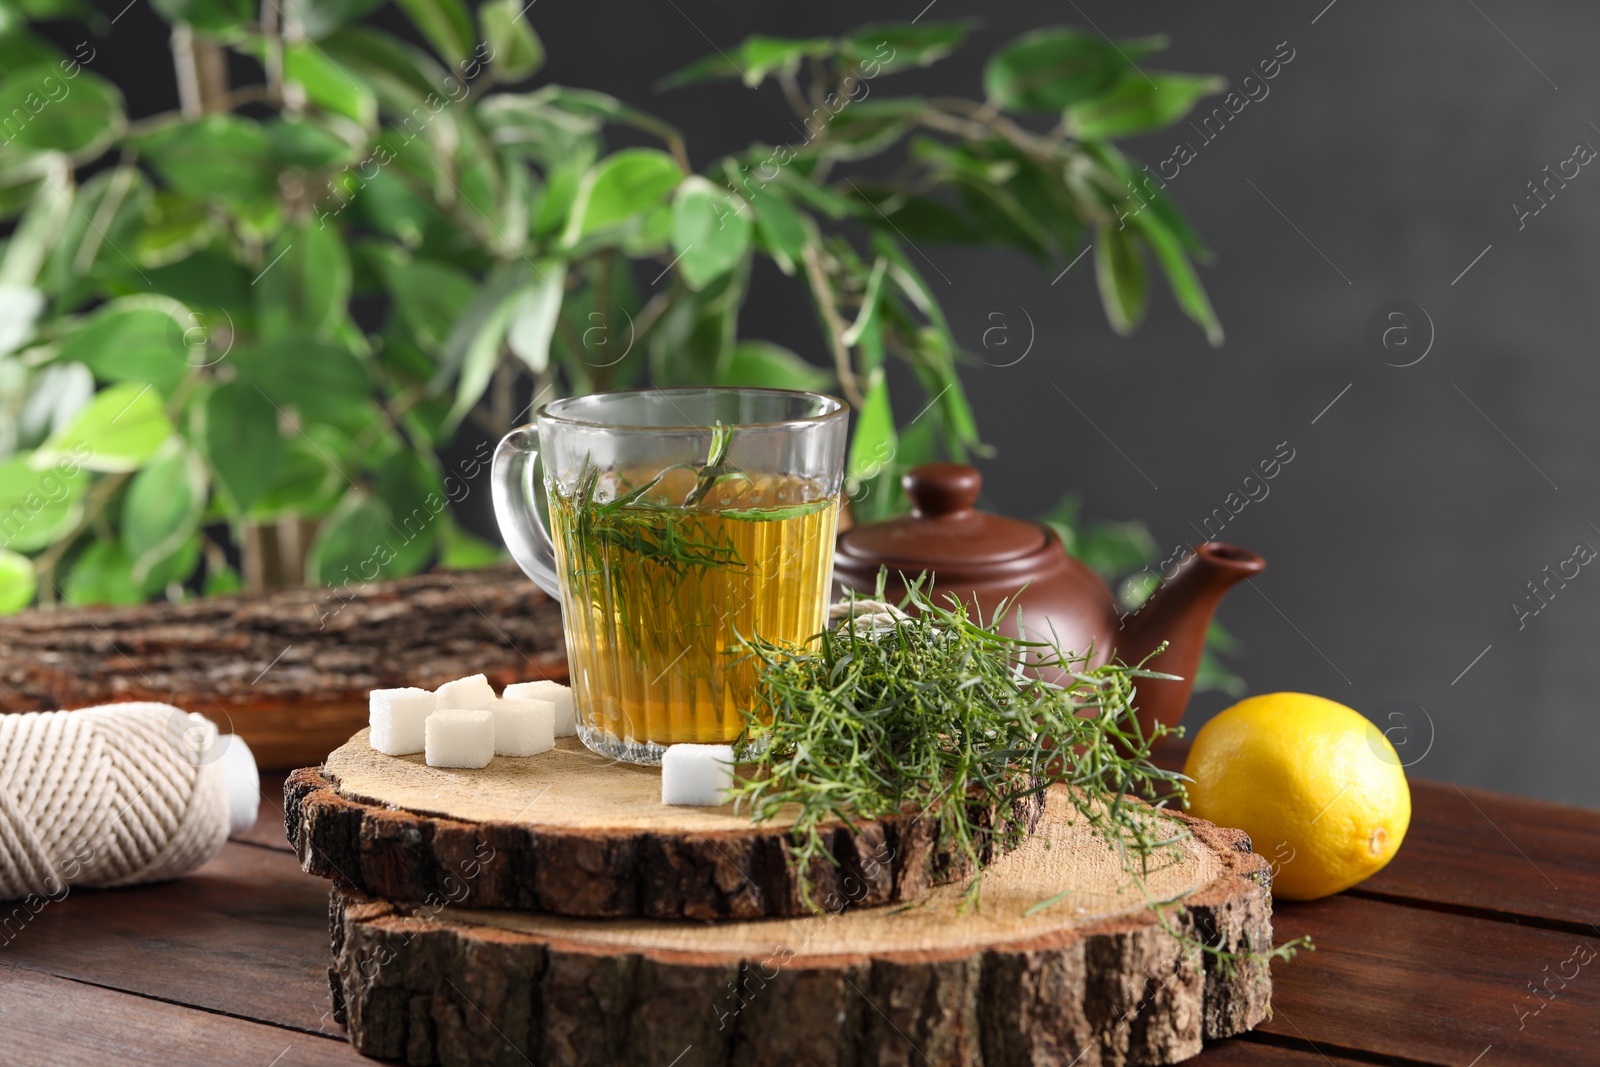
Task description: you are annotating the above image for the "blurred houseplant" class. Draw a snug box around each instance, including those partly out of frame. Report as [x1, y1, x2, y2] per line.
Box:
[0, 0, 1235, 689]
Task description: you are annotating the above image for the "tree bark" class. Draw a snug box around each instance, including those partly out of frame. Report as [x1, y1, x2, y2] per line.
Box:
[286, 757, 1047, 920]
[0, 565, 565, 767]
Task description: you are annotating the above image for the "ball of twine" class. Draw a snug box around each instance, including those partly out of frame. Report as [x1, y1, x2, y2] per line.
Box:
[0, 702, 232, 900]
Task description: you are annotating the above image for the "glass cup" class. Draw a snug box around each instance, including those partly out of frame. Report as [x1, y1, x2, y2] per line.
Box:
[492, 388, 848, 764]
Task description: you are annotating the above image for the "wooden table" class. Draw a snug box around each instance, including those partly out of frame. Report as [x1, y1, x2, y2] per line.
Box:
[4, 761, 1596, 1066]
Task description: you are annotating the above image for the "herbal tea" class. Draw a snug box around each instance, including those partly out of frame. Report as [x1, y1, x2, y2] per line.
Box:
[550, 459, 838, 755]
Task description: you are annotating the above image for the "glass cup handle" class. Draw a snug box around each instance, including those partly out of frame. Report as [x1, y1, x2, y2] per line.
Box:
[491, 427, 561, 599]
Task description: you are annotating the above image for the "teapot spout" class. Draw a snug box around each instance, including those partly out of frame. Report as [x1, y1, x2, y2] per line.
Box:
[1118, 542, 1266, 742]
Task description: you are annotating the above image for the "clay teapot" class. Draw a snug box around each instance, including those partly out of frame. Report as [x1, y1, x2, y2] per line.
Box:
[832, 463, 1265, 741]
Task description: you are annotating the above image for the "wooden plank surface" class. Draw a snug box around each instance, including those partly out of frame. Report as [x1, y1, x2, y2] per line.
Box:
[2, 841, 341, 1036]
[1358, 780, 1600, 933]
[1266, 895, 1600, 1066]
[6, 737, 1594, 1066]
[0, 967, 367, 1067]
[1192, 1040, 1372, 1065]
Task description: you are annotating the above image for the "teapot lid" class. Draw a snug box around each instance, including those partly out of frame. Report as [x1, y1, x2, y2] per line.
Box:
[836, 463, 1048, 572]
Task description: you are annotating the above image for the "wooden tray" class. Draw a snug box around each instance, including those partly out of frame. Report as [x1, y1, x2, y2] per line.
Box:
[287, 731, 1049, 920]
[325, 786, 1274, 1067]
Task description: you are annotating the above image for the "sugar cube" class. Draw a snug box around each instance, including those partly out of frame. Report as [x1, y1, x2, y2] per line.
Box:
[661, 743, 736, 806]
[503, 680, 576, 737]
[435, 673, 497, 710]
[369, 687, 435, 756]
[425, 708, 495, 769]
[489, 697, 555, 757]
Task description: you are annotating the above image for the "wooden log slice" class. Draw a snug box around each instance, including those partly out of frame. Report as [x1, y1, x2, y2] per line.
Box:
[287, 732, 1048, 920]
[326, 788, 1274, 1067]
[0, 565, 566, 768]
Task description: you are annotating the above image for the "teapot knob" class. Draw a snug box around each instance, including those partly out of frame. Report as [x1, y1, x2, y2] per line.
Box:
[903, 463, 981, 518]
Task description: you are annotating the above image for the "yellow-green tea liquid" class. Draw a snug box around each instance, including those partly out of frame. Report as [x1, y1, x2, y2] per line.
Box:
[550, 468, 837, 762]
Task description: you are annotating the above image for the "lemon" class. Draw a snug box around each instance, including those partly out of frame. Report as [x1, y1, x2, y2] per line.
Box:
[1183, 692, 1410, 901]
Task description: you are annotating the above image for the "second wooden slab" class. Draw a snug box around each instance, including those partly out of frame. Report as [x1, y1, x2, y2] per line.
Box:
[326, 788, 1275, 1067]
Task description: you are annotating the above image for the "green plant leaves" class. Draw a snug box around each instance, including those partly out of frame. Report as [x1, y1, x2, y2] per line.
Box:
[723, 341, 831, 392]
[571, 148, 683, 240]
[305, 490, 429, 583]
[57, 301, 191, 397]
[122, 440, 207, 585]
[1067, 73, 1226, 141]
[439, 263, 530, 426]
[0, 66, 123, 154]
[0, 454, 86, 552]
[846, 370, 896, 486]
[149, 0, 253, 34]
[255, 222, 351, 341]
[285, 42, 378, 127]
[201, 381, 283, 512]
[0, 547, 35, 614]
[671, 177, 751, 290]
[1129, 211, 1222, 346]
[984, 28, 1132, 113]
[843, 21, 975, 72]
[133, 116, 278, 203]
[479, 0, 543, 83]
[740, 183, 808, 272]
[229, 337, 371, 424]
[40, 383, 174, 472]
[376, 255, 479, 352]
[282, 0, 384, 40]
[394, 0, 474, 66]
[505, 260, 566, 373]
[1093, 224, 1145, 336]
[661, 35, 834, 90]
[63, 539, 141, 606]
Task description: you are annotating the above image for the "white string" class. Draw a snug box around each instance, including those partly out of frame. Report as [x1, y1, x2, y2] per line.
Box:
[0, 703, 230, 899]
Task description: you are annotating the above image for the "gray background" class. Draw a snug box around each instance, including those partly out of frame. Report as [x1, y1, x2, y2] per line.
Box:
[93, 1, 1600, 805]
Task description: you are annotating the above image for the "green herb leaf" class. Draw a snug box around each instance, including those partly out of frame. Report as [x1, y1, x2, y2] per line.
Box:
[731, 579, 1191, 913]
